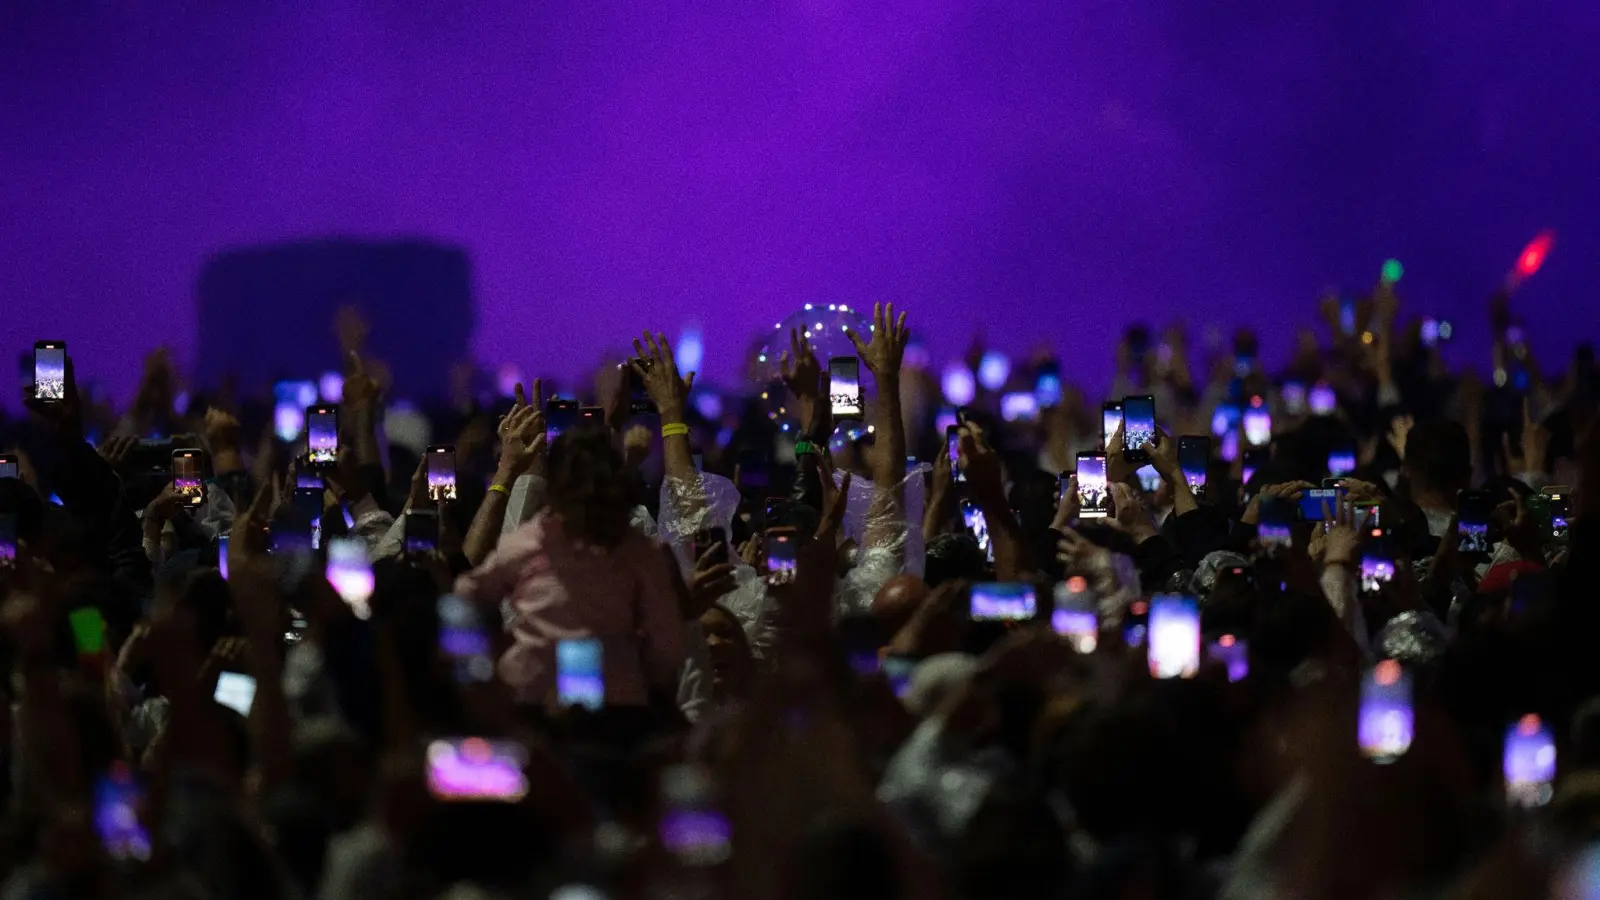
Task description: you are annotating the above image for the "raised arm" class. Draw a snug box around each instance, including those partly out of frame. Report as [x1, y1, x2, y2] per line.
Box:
[465, 382, 546, 565]
[633, 331, 702, 522]
[847, 302, 912, 555]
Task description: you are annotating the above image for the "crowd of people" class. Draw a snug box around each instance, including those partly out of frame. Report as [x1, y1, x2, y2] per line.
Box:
[0, 280, 1598, 900]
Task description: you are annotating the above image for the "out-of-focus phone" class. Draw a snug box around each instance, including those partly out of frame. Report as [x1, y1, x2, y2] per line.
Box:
[438, 594, 495, 683]
[765, 527, 798, 582]
[557, 637, 604, 710]
[213, 671, 257, 717]
[1051, 575, 1098, 653]
[1147, 593, 1200, 679]
[0, 514, 16, 570]
[68, 606, 106, 660]
[692, 527, 729, 566]
[306, 404, 339, 469]
[1123, 597, 1149, 648]
[624, 359, 657, 415]
[94, 763, 152, 862]
[274, 380, 317, 441]
[546, 399, 580, 440]
[1354, 500, 1381, 528]
[1121, 395, 1156, 463]
[946, 425, 966, 484]
[1101, 401, 1123, 452]
[659, 763, 732, 866]
[1457, 489, 1493, 554]
[969, 582, 1037, 622]
[1309, 381, 1336, 416]
[828, 356, 863, 419]
[961, 500, 993, 562]
[1242, 447, 1270, 488]
[33, 340, 66, 402]
[293, 486, 324, 550]
[1178, 436, 1209, 497]
[1281, 381, 1307, 416]
[426, 445, 457, 502]
[1327, 444, 1357, 478]
[1359, 659, 1414, 764]
[1035, 363, 1062, 408]
[1543, 486, 1571, 543]
[579, 406, 605, 425]
[1208, 634, 1249, 682]
[1505, 713, 1556, 809]
[172, 448, 205, 507]
[1242, 397, 1272, 447]
[426, 738, 529, 802]
[1360, 527, 1394, 593]
[217, 534, 230, 580]
[1258, 496, 1294, 551]
[1299, 487, 1346, 521]
[0, 454, 18, 480]
[1000, 391, 1039, 423]
[1075, 452, 1109, 519]
[404, 508, 439, 554]
[325, 537, 374, 619]
[294, 455, 322, 490]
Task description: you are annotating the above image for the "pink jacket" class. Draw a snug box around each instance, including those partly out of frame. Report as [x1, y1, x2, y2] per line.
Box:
[453, 510, 687, 707]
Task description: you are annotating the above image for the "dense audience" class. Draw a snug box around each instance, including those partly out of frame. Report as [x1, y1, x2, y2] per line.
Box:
[0, 281, 1597, 900]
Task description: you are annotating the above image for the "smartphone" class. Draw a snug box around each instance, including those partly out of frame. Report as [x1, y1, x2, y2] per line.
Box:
[325, 537, 374, 619]
[306, 404, 339, 468]
[1281, 381, 1307, 416]
[32, 340, 66, 402]
[426, 738, 529, 802]
[961, 500, 993, 562]
[94, 764, 152, 861]
[1051, 575, 1098, 653]
[294, 462, 322, 490]
[438, 594, 495, 683]
[905, 455, 919, 475]
[765, 527, 798, 582]
[1101, 401, 1124, 452]
[1544, 486, 1571, 542]
[1309, 381, 1337, 416]
[1299, 487, 1346, 521]
[1359, 659, 1414, 764]
[171, 448, 205, 507]
[1258, 496, 1294, 550]
[1000, 392, 1039, 423]
[1360, 528, 1395, 593]
[0, 454, 18, 480]
[1242, 399, 1272, 448]
[1208, 634, 1249, 682]
[273, 380, 316, 441]
[1147, 593, 1201, 679]
[546, 399, 580, 440]
[1121, 395, 1156, 463]
[0, 514, 16, 569]
[556, 637, 605, 710]
[1034, 363, 1062, 407]
[1457, 489, 1493, 554]
[579, 406, 605, 425]
[404, 508, 439, 553]
[1178, 436, 1209, 497]
[828, 356, 863, 419]
[1504, 713, 1557, 809]
[218, 534, 230, 580]
[1076, 452, 1109, 519]
[1242, 447, 1270, 487]
[659, 763, 732, 867]
[883, 655, 918, 698]
[625, 359, 657, 415]
[426, 445, 457, 502]
[946, 425, 966, 484]
[213, 671, 257, 717]
[1355, 501, 1381, 529]
[68, 606, 107, 660]
[1327, 445, 1357, 478]
[969, 582, 1037, 622]
[691, 527, 728, 567]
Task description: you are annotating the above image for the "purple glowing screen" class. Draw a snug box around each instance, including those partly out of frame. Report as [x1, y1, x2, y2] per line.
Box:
[3, 2, 1598, 401]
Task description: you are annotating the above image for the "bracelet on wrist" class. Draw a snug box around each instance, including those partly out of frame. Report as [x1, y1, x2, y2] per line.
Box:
[661, 423, 690, 438]
[793, 439, 819, 457]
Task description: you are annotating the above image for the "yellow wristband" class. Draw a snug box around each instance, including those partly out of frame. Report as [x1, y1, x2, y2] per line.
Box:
[661, 423, 690, 438]
[488, 483, 511, 496]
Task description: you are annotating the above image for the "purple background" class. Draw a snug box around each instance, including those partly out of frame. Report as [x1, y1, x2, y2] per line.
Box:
[3, 1, 1598, 402]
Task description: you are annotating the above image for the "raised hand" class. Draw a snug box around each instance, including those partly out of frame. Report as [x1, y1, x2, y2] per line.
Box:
[1385, 414, 1414, 462]
[343, 351, 382, 417]
[1052, 474, 1080, 531]
[844, 302, 911, 378]
[815, 463, 854, 544]
[779, 327, 829, 439]
[1320, 497, 1359, 568]
[1106, 482, 1157, 542]
[689, 548, 738, 618]
[1504, 398, 1551, 478]
[496, 399, 548, 482]
[1144, 427, 1182, 487]
[96, 435, 139, 472]
[631, 332, 695, 421]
